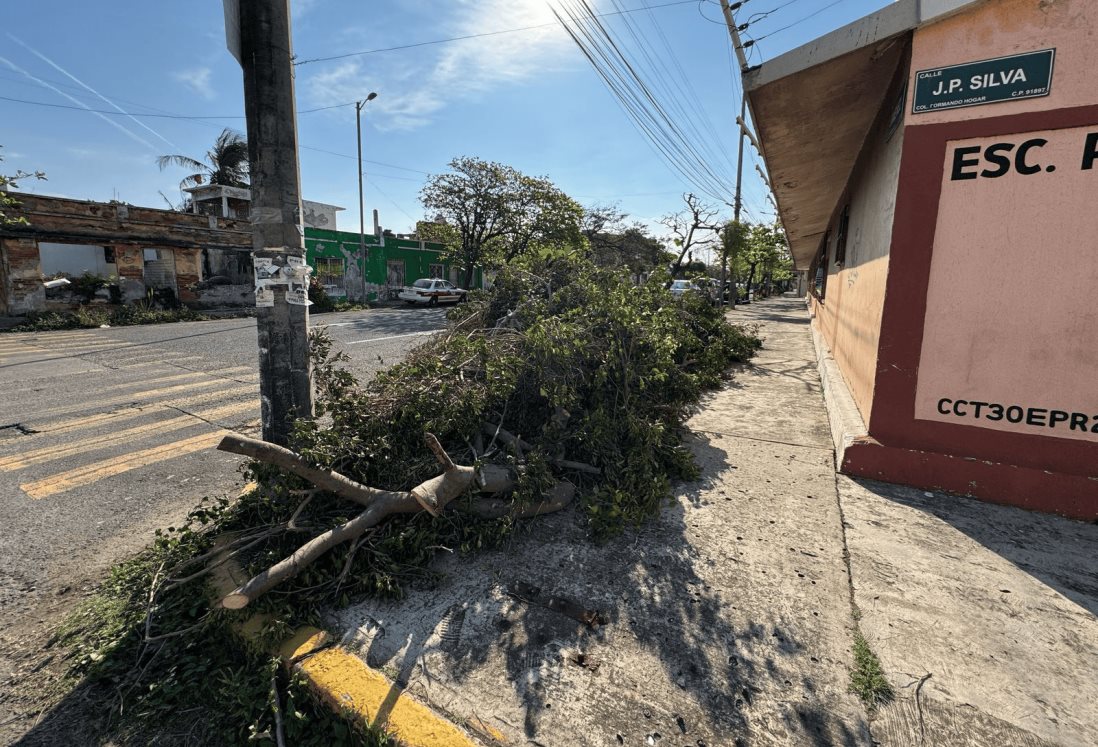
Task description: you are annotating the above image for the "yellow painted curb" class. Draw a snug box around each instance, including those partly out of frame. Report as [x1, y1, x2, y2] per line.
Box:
[297, 646, 478, 747]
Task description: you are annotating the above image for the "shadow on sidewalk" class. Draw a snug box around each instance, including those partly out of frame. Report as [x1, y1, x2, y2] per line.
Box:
[852, 477, 1098, 619]
[342, 433, 865, 745]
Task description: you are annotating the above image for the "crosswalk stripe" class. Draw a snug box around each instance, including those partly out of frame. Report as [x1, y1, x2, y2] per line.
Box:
[23, 378, 238, 421]
[0, 401, 257, 471]
[0, 367, 249, 404]
[26, 385, 257, 435]
[94, 367, 253, 394]
[21, 430, 230, 499]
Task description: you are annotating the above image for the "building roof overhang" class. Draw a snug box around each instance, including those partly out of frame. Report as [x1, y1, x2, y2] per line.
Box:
[744, 0, 983, 269]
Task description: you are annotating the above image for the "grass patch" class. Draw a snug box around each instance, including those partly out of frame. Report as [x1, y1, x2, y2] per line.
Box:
[850, 630, 894, 710]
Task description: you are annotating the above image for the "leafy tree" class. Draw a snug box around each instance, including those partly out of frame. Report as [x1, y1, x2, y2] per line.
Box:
[741, 222, 788, 298]
[718, 219, 748, 305]
[419, 157, 584, 286]
[582, 204, 670, 274]
[504, 174, 584, 262]
[0, 147, 46, 226]
[156, 128, 249, 190]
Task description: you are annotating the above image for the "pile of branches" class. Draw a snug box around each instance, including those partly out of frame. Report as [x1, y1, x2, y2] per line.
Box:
[217, 256, 760, 610]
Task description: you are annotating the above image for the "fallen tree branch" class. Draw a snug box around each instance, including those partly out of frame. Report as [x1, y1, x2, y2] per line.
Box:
[218, 434, 405, 508]
[554, 459, 601, 475]
[479, 424, 599, 474]
[220, 434, 474, 609]
[221, 493, 419, 609]
[483, 423, 532, 453]
[466, 481, 575, 520]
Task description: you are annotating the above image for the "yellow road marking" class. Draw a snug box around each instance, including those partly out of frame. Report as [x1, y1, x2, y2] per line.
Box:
[298, 648, 478, 747]
[95, 367, 253, 394]
[21, 430, 229, 499]
[0, 401, 256, 471]
[26, 385, 257, 435]
[26, 379, 235, 420]
[205, 501, 479, 747]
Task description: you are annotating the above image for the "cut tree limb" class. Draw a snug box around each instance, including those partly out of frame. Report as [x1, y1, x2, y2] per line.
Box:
[477, 463, 514, 494]
[483, 423, 532, 453]
[466, 480, 575, 520]
[554, 459, 600, 475]
[480, 423, 599, 474]
[220, 493, 421, 609]
[217, 433, 574, 609]
[217, 434, 405, 508]
[220, 433, 476, 609]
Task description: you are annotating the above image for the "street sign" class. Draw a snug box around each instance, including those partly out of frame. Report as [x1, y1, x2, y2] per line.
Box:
[223, 0, 241, 65]
[912, 49, 1055, 114]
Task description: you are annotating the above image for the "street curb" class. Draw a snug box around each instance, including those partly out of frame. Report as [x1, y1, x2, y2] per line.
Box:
[213, 482, 489, 747]
[807, 309, 869, 468]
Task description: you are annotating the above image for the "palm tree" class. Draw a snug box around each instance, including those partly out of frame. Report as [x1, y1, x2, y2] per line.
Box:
[156, 128, 249, 190]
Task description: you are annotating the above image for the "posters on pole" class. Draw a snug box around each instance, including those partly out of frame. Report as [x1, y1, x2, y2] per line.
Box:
[254, 253, 312, 306]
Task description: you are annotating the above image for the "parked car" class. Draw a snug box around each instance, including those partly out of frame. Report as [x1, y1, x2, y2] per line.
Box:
[669, 279, 702, 298]
[398, 278, 468, 305]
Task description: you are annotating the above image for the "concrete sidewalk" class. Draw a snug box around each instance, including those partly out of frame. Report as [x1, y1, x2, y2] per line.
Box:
[326, 295, 1098, 746]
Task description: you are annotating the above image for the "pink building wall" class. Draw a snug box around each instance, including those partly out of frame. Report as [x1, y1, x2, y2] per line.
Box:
[914, 124, 1098, 443]
[847, 0, 1098, 518]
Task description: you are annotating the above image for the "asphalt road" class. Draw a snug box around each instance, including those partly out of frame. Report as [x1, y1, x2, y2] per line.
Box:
[0, 305, 449, 623]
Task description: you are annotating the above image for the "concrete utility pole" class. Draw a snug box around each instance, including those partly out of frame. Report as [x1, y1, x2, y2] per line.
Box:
[355, 92, 377, 302]
[238, 0, 313, 445]
[718, 0, 751, 308]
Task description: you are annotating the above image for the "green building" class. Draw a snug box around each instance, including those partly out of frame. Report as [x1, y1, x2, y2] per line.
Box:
[303, 227, 482, 301]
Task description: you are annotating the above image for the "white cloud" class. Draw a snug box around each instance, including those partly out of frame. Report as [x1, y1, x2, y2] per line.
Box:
[174, 67, 216, 100]
[302, 0, 575, 130]
[292, 0, 321, 20]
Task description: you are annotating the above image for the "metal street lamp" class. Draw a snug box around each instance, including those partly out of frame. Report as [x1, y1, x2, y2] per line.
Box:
[355, 91, 378, 301]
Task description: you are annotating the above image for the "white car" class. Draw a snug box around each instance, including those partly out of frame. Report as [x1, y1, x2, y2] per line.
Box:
[398, 278, 468, 305]
[669, 279, 701, 298]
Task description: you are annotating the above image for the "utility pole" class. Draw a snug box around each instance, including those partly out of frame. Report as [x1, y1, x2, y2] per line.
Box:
[721, 94, 746, 308]
[237, 0, 313, 445]
[355, 92, 377, 302]
[719, 0, 750, 308]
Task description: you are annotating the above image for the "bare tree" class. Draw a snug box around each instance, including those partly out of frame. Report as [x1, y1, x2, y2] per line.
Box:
[660, 193, 720, 279]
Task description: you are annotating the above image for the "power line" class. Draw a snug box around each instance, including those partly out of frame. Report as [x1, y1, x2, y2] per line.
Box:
[293, 0, 705, 66]
[552, 0, 739, 206]
[0, 94, 436, 179]
[0, 93, 357, 119]
[750, 0, 848, 42]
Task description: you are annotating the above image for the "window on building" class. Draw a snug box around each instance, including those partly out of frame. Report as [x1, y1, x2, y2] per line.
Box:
[811, 231, 830, 300]
[835, 205, 850, 266]
[39, 243, 111, 278]
[315, 257, 345, 292]
[429, 263, 444, 279]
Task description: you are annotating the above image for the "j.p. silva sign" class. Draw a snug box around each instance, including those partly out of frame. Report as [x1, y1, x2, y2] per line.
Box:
[912, 49, 1055, 114]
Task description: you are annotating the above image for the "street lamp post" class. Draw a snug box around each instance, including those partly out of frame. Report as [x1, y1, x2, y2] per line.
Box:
[355, 92, 378, 302]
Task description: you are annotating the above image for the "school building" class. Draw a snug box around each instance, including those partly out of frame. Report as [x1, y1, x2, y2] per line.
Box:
[744, 0, 1097, 518]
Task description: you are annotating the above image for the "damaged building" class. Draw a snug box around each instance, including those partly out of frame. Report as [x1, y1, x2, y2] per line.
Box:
[0, 193, 255, 314]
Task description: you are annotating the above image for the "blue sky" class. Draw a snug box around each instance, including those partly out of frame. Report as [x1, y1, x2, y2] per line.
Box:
[2, 0, 891, 256]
